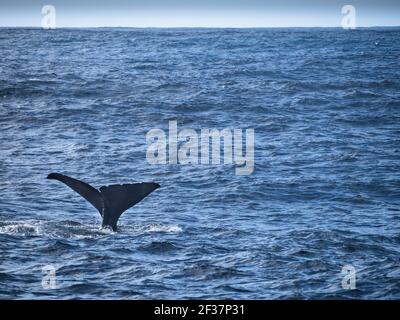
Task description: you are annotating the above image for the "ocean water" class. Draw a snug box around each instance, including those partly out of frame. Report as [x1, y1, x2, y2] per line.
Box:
[0, 28, 399, 299]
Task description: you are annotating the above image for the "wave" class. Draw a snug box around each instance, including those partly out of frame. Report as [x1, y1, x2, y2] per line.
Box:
[0, 220, 182, 239]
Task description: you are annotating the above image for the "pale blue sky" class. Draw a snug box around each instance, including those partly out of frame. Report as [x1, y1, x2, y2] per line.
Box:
[0, 0, 399, 27]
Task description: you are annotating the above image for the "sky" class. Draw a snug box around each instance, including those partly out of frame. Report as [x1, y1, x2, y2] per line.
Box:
[0, 0, 399, 27]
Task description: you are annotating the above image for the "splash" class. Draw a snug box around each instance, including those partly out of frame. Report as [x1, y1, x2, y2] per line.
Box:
[0, 220, 182, 239]
[145, 224, 183, 233]
[0, 221, 42, 237]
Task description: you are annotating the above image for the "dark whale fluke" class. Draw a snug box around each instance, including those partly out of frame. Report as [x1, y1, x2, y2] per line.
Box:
[47, 173, 160, 231]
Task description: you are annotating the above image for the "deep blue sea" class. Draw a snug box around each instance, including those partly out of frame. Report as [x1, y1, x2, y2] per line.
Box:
[0, 28, 399, 299]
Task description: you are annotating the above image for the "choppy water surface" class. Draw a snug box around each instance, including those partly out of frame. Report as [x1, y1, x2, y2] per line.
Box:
[0, 28, 399, 299]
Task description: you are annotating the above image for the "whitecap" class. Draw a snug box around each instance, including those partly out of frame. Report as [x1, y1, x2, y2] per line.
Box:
[121, 223, 183, 235]
[0, 220, 42, 236]
[145, 224, 183, 233]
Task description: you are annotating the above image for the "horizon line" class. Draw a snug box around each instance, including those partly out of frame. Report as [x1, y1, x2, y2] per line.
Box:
[1, 25, 400, 29]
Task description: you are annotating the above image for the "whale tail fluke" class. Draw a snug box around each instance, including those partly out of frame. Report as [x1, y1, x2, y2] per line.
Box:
[47, 173, 103, 214]
[47, 173, 160, 231]
[99, 182, 160, 230]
